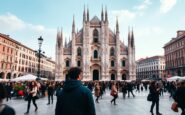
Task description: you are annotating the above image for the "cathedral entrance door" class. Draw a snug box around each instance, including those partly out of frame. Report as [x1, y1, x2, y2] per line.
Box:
[111, 74, 115, 80]
[122, 74, 126, 80]
[93, 70, 99, 80]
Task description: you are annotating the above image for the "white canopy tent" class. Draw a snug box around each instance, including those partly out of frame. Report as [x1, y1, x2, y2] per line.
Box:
[0, 78, 9, 82]
[167, 76, 185, 81]
[11, 74, 48, 81]
[0, 78, 3, 81]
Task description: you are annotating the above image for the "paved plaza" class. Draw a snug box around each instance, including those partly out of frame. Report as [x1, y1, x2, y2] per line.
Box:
[4, 90, 179, 115]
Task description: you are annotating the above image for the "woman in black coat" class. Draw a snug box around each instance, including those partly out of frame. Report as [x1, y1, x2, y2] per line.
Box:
[149, 81, 162, 115]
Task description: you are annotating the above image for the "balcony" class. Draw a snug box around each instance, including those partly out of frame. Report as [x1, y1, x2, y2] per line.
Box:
[91, 57, 101, 61]
[76, 55, 82, 60]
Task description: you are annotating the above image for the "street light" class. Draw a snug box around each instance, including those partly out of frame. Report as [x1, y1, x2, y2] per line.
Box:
[37, 36, 43, 80]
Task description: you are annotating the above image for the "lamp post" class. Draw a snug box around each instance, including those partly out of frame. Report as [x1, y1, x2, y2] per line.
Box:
[37, 36, 43, 80]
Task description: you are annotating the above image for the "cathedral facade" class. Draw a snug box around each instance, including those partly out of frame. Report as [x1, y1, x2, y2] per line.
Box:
[55, 7, 136, 81]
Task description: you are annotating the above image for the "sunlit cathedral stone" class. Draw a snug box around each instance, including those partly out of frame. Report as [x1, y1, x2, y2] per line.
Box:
[55, 7, 136, 81]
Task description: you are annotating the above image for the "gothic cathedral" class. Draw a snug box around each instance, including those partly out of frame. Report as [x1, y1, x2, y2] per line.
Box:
[55, 7, 136, 81]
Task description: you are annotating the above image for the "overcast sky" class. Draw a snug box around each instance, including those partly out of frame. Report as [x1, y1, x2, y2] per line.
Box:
[0, 0, 184, 60]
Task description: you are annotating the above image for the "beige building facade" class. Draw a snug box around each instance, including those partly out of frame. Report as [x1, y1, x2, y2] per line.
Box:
[0, 33, 55, 79]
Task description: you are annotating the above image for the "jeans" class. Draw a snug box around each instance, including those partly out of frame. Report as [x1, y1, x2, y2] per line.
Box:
[150, 100, 159, 113]
[26, 96, 38, 112]
[48, 94, 53, 104]
[111, 95, 118, 105]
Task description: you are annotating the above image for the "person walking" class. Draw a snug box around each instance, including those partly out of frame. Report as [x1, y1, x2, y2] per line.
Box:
[173, 81, 185, 115]
[55, 67, 96, 115]
[47, 82, 54, 105]
[0, 83, 15, 115]
[149, 81, 162, 115]
[24, 81, 38, 114]
[121, 82, 127, 99]
[127, 83, 135, 98]
[5, 82, 12, 102]
[94, 82, 100, 103]
[110, 82, 118, 105]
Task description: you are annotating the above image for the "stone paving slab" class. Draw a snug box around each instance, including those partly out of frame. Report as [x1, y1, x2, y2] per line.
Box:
[4, 90, 180, 115]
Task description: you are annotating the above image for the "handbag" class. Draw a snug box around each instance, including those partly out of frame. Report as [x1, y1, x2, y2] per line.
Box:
[24, 93, 29, 101]
[171, 102, 178, 112]
[34, 92, 40, 100]
[110, 91, 117, 96]
[147, 93, 153, 101]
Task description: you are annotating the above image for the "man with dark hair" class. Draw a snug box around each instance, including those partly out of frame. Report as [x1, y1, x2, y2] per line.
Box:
[55, 67, 96, 115]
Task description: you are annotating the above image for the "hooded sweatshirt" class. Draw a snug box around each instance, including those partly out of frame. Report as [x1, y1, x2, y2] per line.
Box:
[55, 80, 96, 115]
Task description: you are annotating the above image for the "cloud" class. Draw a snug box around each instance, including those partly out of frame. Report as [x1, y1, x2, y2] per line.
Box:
[136, 27, 164, 37]
[111, 10, 136, 21]
[0, 13, 57, 60]
[135, 0, 152, 10]
[0, 13, 26, 32]
[160, 0, 177, 13]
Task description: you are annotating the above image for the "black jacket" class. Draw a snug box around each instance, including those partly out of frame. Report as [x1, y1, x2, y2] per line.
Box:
[149, 85, 159, 101]
[55, 80, 96, 115]
[174, 87, 185, 109]
[47, 86, 54, 95]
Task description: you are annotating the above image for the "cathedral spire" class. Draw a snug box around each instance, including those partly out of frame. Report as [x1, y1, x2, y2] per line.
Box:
[83, 5, 86, 22]
[87, 5, 89, 22]
[61, 28, 63, 40]
[128, 26, 131, 43]
[65, 37, 67, 47]
[131, 27, 135, 48]
[57, 28, 62, 48]
[101, 5, 104, 21]
[72, 15, 75, 33]
[60, 28, 63, 47]
[116, 17, 119, 33]
[105, 6, 108, 22]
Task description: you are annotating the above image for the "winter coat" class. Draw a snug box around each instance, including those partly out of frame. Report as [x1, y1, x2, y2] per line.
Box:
[94, 85, 100, 97]
[149, 85, 160, 101]
[174, 87, 185, 109]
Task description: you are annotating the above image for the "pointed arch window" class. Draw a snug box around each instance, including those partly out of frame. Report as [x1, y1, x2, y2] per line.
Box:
[77, 60, 81, 67]
[111, 60, 115, 67]
[94, 50, 98, 59]
[122, 60, 125, 67]
[77, 47, 81, 56]
[110, 47, 115, 56]
[66, 60, 70, 67]
[93, 29, 99, 43]
[122, 74, 126, 80]
[111, 74, 115, 80]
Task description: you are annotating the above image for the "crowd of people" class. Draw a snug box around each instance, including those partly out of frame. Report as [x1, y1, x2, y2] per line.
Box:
[0, 67, 185, 115]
